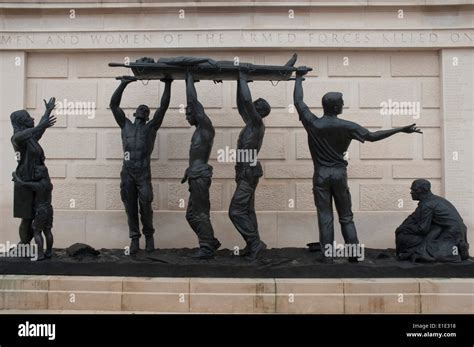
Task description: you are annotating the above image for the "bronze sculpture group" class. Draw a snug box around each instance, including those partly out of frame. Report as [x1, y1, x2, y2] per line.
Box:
[10, 55, 470, 263]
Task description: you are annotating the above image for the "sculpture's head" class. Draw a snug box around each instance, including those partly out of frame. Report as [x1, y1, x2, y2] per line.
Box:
[254, 98, 271, 119]
[322, 92, 344, 116]
[10, 110, 34, 132]
[134, 104, 150, 121]
[33, 165, 49, 181]
[410, 179, 431, 200]
[185, 105, 197, 126]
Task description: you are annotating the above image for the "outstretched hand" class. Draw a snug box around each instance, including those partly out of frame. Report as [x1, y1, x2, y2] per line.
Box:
[185, 71, 200, 83]
[401, 123, 422, 134]
[238, 67, 254, 82]
[296, 66, 310, 77]
[41, 97, 57, 128]
[43, 97, 56, 111]
[119, 75, 137, 83]
[160, 77, 173, 84]
[39, 114, 57, 129]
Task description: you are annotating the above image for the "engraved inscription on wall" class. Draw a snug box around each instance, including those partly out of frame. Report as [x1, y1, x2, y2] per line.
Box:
[0, 30, 472, 49]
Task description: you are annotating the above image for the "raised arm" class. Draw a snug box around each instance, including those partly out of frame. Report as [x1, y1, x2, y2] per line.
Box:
[110, 77, 135, 128]
[293, 67, 316, 126]
[34, 97, 57, 141]
[237, 71, 261, 126]
[186, 72, 199, 106]
[12, 101, 57, 146]
[236, 80, 249, 123]
[186, 72, 213, 129]
[12, 120, 56, 145]
[148, 79, 172, 131]
[364, 123, 422, 142]
[293, 68, 309, 113]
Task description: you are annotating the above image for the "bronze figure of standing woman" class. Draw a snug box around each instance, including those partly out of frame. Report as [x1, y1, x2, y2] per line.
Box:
[10, 97, 56, 245]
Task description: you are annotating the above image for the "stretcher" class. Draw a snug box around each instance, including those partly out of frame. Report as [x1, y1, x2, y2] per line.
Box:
[109, 54, 311, 81]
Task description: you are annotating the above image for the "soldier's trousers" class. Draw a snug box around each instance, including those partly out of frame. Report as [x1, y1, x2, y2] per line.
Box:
[186, 177, 217, 251]
[229, 175, 260, 245]
[313, 166, 359, 256]
[120, 166, 155, 239]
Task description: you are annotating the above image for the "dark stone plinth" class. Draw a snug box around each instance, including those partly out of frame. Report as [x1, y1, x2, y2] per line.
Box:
[0, 247, 473, 278]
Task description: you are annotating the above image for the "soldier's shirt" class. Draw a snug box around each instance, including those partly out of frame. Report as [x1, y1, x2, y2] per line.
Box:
[298, 106, 369, 168]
